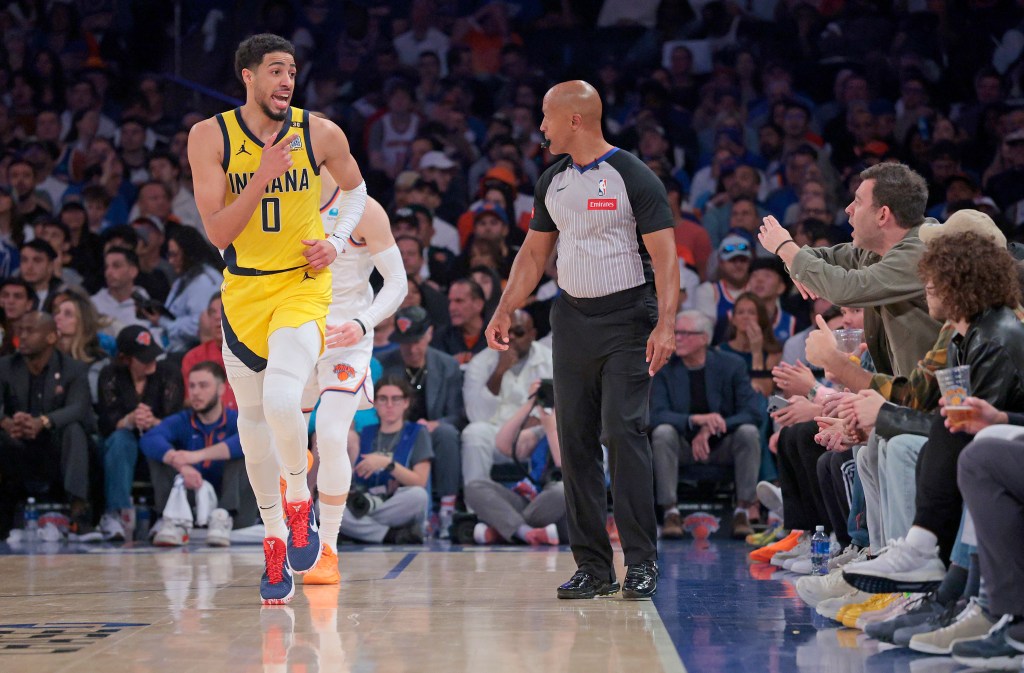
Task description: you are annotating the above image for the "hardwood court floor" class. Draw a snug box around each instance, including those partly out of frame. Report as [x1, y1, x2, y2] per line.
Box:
[0, 543, 684, 673]
[0, 538, 950, 673]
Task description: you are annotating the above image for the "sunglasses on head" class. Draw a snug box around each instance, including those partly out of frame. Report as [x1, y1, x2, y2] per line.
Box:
[722, 243, 750, 254]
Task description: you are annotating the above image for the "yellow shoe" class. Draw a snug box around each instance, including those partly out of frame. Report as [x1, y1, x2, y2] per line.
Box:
[838, 593, 899, 629]
[302, 544, 340, 585]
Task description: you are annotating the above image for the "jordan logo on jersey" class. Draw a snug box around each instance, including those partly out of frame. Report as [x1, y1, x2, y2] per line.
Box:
[236, 140, 251, 156]
[301, 271, 314, 282]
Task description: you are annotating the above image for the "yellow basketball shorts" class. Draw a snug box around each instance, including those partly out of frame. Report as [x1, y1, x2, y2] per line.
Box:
[221, 265, 331, 372]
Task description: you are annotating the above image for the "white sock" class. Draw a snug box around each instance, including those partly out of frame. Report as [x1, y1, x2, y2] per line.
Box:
[318, 502, 345, 553]
[516, 524, 533, 541]
[906, 526, 938, 553]
[664, 506, 679, 516]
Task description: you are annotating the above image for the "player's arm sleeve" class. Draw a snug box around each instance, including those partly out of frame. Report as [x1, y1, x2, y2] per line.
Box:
[621, 157, 675, 235]
[356, 244, 408, 329]
[528, 164, 559, 233]
[327, 181, 368, 255]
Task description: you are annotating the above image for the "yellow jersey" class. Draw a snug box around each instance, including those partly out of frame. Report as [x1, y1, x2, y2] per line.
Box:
[216, 106, 322, 273]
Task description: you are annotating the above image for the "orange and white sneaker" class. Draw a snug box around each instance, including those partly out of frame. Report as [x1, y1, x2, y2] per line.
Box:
[303, 544, 340, 585]
[748, 530, 805, 564]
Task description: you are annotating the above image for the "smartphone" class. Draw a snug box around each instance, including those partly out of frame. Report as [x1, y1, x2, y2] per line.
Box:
[767, 395, 791, 414]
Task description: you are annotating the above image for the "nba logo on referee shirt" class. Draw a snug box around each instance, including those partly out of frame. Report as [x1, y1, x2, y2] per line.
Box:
[589, 178, 615, 209]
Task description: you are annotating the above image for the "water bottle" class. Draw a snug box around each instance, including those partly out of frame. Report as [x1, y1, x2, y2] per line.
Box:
[811, 525, 829, 575]
[135, 497, 151, 542]
[24, 497, 39, 541]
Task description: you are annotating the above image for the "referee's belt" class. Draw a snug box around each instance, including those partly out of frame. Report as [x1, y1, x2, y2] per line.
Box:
[560, 283, 650, 311]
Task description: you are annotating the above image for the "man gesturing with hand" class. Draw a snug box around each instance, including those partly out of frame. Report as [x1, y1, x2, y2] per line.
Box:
[757, 162, 940, 379]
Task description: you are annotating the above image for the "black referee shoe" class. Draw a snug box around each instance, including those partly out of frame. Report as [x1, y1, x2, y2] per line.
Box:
[557, 570, 620, 599]
[622, 560, 658, 599]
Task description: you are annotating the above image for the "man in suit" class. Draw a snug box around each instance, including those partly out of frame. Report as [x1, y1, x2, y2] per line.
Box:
[0, 311, 95, 534]
[379, 306, 465, 536]
[650, 310, 765, 539]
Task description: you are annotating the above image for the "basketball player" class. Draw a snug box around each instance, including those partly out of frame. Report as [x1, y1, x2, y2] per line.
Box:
[188, 34, 368, 604]
[301, 171, 407, 584]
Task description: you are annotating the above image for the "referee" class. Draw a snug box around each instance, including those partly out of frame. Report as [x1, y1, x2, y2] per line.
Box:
[486, 80, 679, 599]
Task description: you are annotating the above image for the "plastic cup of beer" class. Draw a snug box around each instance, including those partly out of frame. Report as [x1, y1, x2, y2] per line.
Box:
[936, 365, 973, 430]
[833, 328, 864, 361]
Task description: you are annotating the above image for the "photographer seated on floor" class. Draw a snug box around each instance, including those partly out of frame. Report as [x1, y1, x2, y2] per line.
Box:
[340, 375, 433, 545]
[463, 379, 567, 546]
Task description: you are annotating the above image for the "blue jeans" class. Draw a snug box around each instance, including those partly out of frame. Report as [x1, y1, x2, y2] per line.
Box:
[103, 429, 139, 511]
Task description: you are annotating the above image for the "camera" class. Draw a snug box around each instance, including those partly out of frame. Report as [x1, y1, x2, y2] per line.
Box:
[534, 378, 555, 409]
[347, 488, 388, 518]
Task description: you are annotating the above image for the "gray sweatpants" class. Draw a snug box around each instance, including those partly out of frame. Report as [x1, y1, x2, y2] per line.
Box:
[339, 486, 429, 543]
[464, 479, 567, 542]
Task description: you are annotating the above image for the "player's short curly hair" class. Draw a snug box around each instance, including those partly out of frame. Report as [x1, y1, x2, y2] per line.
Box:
[918, 231, 1021, 321]
[234, 34, 295, 83]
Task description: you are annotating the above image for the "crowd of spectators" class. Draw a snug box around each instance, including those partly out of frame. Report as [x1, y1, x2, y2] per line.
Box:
[5, 0, 1024, 659]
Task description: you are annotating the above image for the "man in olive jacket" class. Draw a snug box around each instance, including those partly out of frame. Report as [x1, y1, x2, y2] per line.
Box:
[759, 162, 941, 378]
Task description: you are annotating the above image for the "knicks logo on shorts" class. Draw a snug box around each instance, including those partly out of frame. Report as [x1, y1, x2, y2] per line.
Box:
[333, 363, 357, 382]
[587, 198, 617, 210]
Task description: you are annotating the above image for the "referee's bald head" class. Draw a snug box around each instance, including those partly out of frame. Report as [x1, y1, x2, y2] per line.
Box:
[541, 80, 605, 156]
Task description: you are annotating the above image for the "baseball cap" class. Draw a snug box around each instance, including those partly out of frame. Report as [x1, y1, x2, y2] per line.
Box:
[390, 306, 432, 343]
[420, 150, 457, 170]
[483, 165, 517, 188]
[131, 215, 164, 240]
[918, 209, 1007, 248]
[395, 170, 420, 190]
[116, 325, 163, 363]
[1005, 128, 1024, 143]
[473, 203, 509, 226]
[718, 233, 753, 260]
[749, 256, 791, 290]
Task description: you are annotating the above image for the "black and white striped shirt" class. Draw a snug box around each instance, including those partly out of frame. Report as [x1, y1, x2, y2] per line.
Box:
[529, 147, 673, 298]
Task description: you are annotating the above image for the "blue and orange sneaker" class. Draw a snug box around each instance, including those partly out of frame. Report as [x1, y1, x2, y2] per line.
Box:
[260, 537, 294, 605]
[285, 498, 322, 573]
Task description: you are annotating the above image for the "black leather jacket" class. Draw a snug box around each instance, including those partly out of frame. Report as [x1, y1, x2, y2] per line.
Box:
[876, 306, 1024, 439]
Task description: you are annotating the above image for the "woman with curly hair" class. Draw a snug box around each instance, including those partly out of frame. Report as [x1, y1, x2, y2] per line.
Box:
[52, 288, 114, 402]
[721, 292, 782, 397]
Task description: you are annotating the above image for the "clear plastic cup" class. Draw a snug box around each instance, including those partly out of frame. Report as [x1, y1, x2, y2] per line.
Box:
[833, 328, 864, 354]
[936, 365, 973, 430]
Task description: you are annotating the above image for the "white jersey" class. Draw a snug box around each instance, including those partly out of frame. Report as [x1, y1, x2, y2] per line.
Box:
[321, 187, 375, 326]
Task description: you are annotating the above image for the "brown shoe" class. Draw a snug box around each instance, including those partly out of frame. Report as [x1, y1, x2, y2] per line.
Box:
[731, 510, 754, 539]
[661, 511, 683, 539]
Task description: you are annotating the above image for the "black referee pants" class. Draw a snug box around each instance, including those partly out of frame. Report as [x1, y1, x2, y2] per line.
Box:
[551, 284, 658, 581]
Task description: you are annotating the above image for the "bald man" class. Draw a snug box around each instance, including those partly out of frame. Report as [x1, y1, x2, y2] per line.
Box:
[0, 312, 95, 535]
[486, 80, 679, 600]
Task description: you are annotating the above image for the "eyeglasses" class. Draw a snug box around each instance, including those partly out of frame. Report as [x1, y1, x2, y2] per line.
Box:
[675, 330, 705, 337]
[377, 395, 407, 405]
[721, 243, 750, 254]
[508, 326, 528, 337]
